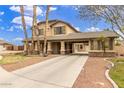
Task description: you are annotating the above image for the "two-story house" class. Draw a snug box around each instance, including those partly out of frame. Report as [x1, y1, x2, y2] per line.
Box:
[24, 20, 118, 56]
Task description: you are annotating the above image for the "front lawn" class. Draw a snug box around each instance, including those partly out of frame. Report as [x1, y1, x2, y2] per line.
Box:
[0, 54, 29, 64]
[109, 58, 124, 88]
[0, 54, 57, 72]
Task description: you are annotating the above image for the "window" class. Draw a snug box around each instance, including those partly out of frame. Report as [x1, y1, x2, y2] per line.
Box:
[80, 45, 83, 49]
[39, 29, 44, 35]
[54, 26, 65, 35]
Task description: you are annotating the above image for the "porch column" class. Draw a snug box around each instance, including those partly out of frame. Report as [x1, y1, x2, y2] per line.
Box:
[94, 39, 98, 50]
[35, 41, 38, 51]
[60, 41, 65, 54]
[109, 38, 114, 50]
[66, 42, 70, 54]
[40, 43, 43, 52]
[24, 42, 26, 51]
[47, 42, 52, 54]
[89, 40, 91, 50]
[112, 38, 115, 50]
[31, 40, 35, 51]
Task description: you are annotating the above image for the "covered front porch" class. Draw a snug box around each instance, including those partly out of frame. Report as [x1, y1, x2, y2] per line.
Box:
[24, 40, 90, 55]
[24, 37, 115, 55]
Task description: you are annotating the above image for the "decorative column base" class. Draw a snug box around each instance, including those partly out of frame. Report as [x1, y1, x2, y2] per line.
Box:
[32, 51, 39, 55]
[60, 51, 66, 55]
[60, 41, 65, 55]
[23, 50, 28, 55]
[47, 50, 52, 55]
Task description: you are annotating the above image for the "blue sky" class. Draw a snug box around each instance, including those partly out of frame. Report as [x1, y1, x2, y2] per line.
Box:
[0, 5, 110, 45]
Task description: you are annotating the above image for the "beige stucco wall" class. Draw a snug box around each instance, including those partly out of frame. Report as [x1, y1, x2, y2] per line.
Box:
[37, 21, 77, 37]
[37, 23, 52, 36]
[73, 42, 90, 53]
[51, 22, 77, 36]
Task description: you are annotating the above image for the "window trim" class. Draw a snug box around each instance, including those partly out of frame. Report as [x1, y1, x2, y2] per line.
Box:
[39, 28, 44, 35]
[54, 26, 66, 35]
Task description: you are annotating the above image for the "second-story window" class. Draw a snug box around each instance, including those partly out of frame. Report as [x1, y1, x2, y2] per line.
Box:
[54, 26, 65, 35]
[39, 29, 44, 35]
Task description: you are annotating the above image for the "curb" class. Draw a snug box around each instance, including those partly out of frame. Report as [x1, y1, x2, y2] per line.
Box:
[104, 58, 118, 88]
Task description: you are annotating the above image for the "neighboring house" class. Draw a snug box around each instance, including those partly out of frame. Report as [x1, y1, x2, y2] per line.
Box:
[0, 40, 13, 51]
[23, 20, 118, 56]
[0, 40, 24, 51]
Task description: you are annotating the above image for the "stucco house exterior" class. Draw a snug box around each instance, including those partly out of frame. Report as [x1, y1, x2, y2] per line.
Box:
[0, 40, 13, 51]
[0, 40, 24, 51]
[24, 20, 118, 56]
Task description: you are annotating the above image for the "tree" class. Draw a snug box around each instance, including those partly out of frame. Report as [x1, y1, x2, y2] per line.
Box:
[32, 5, 40, 54]
[97, 35, 108, 53]
[75, 5, 124, 40]
[43, 5, 51, 57]
[20, 5, 29, 55]
[31, 5, 36, 54]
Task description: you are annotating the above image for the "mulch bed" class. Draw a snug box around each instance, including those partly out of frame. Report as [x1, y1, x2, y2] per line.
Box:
[1, 55, 57, 72]
[73, 57, 113, 88]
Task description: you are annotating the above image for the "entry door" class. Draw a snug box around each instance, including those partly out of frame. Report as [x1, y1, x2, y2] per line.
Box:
[74, 43, 85, 53]
[77, 43, 84, 52]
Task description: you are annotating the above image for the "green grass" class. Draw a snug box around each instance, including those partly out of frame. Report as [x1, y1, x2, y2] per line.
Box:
[111, 58, 124, 63]
[0, 54, 28, 64]
[109, 58, 124, 88]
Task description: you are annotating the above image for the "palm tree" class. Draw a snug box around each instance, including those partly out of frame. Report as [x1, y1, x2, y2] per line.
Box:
[43, 5, 51, 57]
[31, 6, 35, 54]
[32, 5, 40, 54]
[20, 5, 29, 55]
[97, 35, 108, 53]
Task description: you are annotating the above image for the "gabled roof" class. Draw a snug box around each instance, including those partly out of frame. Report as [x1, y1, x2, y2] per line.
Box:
[37, 19, 79, 33]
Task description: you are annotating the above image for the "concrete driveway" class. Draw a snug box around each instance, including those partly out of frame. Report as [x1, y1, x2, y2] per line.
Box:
[0, 55, 88, 88]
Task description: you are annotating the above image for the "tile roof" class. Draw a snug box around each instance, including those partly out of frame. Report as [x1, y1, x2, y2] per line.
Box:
[26, 31, 118, 41]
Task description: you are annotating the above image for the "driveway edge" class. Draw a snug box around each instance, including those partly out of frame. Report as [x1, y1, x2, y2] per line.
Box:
[104, 58, 118, 88]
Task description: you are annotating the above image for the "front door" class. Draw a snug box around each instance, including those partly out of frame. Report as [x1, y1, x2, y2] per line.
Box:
[74, 43, 85, 53]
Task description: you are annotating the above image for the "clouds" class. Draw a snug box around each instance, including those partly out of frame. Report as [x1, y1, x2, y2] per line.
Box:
[12, 16, 33, 26]
[7, 26, 14, 32]
[74, 27, 80, 31]
[7, 25, 23, 32]
[9, 6, 20, 13]
[85, 27, 102, 32]
[50, 7, 57, 11]
[10, 5, 58, 27]
[0, 11, 4, 15]
[12, 37, 24, 45]
[0, 27, 5, 31]
[10, 5, 42, 27]
[13, 37, 23, 41]
[10, 5, 44, 17]
[0, 11, 4, 22]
